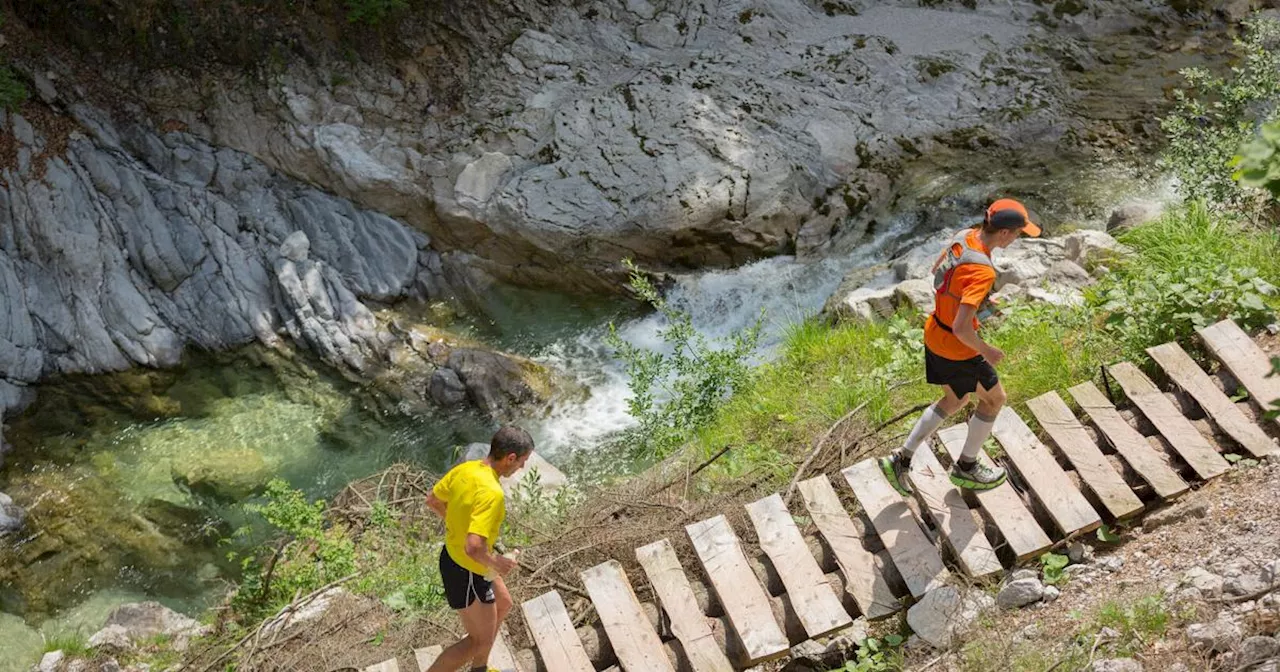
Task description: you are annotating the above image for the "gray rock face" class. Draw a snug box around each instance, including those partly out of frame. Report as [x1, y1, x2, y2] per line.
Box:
[445, 348, 541, 416]
[997, 577, 1046, 610]
[429, 368, 468, 406]
[110, 0, 1172, 295]
[1186, 617, 1242, 655]
[0, 106, 543, 432]
[100, 601, 203, 641]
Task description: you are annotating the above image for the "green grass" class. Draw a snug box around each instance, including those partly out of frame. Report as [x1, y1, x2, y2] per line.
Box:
[42, 633, 89, 656]
[682, 203, 1280, 485]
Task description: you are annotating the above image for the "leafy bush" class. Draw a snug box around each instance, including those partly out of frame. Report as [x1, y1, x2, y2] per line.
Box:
[829, 634, 904, 671]
[1234, 119, 1280, 198]
[1039, 552, 1069, 585]
[0, 66, 28, 111]
[1160, 15, 1280, 208]
[345, 0, 408, 24]
[606, 259, 763, 459]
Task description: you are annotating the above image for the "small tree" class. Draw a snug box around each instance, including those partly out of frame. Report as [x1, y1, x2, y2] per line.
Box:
[1161, 16, 1280, 208]
[605, 259, 763, 459]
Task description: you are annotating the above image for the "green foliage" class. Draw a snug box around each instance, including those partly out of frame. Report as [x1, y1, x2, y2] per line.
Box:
[829, 635, 904, 671]
[1096, 523, 1121, 543]
[344, 0, 408, 25]
[42, 633, 89, 656]
[606, 258, 763, 459]
[0, 66, 29, 111]
[1039, 552, 1070, 585]
[1161, 16, 1280, 208]
[503, 467, 584, 548]
[1094, 596, 1170, 655]
[1234, 120, 1280, 198]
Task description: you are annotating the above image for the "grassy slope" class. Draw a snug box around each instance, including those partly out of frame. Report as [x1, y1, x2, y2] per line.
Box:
[686, 203, 1280, 493]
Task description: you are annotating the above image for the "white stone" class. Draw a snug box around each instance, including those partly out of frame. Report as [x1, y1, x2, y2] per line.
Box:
[1042, 585, 1061, 603]
[997, 577, 1045, 609]
[1090, 659, 1142, 672]
[280, 231, 310, 262]
[1183, 567, 1225, 598]
[1187, 617, 1242, 654]
[88, 624, 133, 651]
[38, 650, 65, 672]
[455, 152, 514, 205]
[907, 586, 988, 649]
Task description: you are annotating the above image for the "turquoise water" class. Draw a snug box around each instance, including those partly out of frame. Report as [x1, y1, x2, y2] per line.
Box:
[0, 348, 496, 670]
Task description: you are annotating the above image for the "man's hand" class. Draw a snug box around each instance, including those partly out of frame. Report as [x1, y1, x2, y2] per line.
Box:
[981, 345, 1006, 366]
[491, 553, 518, 577]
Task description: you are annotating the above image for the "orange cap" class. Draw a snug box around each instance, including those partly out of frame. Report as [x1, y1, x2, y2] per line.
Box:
[986, 199, 1041, 237]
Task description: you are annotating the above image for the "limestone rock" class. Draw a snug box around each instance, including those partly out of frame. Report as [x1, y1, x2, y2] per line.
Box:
[1186, 617, 1242, 654]
[1240, 636, 1280, 665]
[1107, 201, 1162, 233]
[88, 625, 133, 651]
[101, 601, 203, 640]
[445, 348, 548, 416]
[997, 577, 1045, 609]
[429, 368, 468, 406]
[1043, 585, 1061, 603]
[0, 491, 25, 535]
[907, 586, 991, 649]
[1182, 567, 1225, 599]
[1091, 659, 1142, 672]
[38, 651, 65, 672]
[172, 448, 272, 501]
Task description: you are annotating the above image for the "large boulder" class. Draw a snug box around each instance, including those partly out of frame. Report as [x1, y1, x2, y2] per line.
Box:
[445, 349, 552, 417]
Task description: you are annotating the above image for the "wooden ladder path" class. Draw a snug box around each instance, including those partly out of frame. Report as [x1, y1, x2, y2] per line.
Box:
[387, 319, 1278, 672]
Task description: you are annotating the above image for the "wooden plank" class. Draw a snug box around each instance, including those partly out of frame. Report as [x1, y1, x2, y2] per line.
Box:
[991, 407, 1102, 536]
[841, 460, 949, 597]
[581, 560, 676, 672]
[1067, 381, 1190, 500]
[1150, 341, 1279, 458]
[521, 591, 595, 672]
[1108, 362, 1231, 480]
[686, 515, 790, 665]
[745, 494, 853, 638]
[635, 539, 736, 672]
[936, 425, 1053, 561]
[490, 628, 526, 672]
[1199, 318, 1280, 430]
[1026, 391, 1144, 520]
[364, 660, 399, 672]
[796, 476, 900, 620]
[414, 646, 442, 672]
[906, 446, 1003, 578]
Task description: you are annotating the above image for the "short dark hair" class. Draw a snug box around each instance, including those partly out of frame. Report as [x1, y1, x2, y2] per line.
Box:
[490, 425, 534, 460]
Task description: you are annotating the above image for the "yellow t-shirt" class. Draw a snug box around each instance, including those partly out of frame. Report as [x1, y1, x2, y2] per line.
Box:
[432, 460, 506, 576]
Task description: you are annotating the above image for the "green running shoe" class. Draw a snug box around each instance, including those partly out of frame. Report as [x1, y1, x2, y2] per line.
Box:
[878, 450, 913, 497]
[949, 460, 1007, 491]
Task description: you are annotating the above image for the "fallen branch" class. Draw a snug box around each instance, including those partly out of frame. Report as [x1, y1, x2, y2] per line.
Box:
[1210, 583, 1278, 604]
[189, 573, 360, 672]
[784, 399, 872, 502]
[652, 445, 732, 496]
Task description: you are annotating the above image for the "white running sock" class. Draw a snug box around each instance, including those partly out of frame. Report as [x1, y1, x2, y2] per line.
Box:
[959, 411, 998, 464]
[901, 403, 948, 458]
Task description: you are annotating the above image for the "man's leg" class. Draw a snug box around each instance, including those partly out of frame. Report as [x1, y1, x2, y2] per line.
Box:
[950, 380, 1008, 490]
[426, 599, 498, 672]
[880, 385, 969, 496]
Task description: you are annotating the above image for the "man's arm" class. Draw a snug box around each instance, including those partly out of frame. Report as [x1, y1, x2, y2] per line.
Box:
[952, 303, 1003, 365]
[465, 533, 517, 576]
[426, 492, 448, 519]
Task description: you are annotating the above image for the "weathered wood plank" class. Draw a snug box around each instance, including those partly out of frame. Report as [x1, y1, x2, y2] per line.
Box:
[1199, 319, 1280, 431]
[796, 476, 900, 620]
[414, 646, 442, 672]
[936, 425, 1053, 561]
[1150, 340, 1278, 458]
[686, 515, 790, 665]
[1067, 381, 1190, 500]
[745, 494, 853, 638]
[906, 446, 1003, 578]
[842, 460, 949, 598]
[1026, 391, 1144, 520]
[521, 591, 595, 672]
[635, 539, 736, 672]
[364, 660, 399, 672]
[1108, 362, 1230, 480]
[582, 560, 676, 672]
[991, 407, 1102, 536]
[489, 628, 525, 672]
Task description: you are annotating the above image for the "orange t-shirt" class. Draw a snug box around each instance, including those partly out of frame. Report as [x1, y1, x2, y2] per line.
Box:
[924, 230, 997, 361]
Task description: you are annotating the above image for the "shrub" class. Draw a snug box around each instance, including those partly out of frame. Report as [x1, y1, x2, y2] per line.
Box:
[1160, 15, 1280, 208]
[606, 259, 763, 460]
[0, 66, 28, 111]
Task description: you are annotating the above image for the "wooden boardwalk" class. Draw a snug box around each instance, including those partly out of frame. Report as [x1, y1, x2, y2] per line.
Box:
[366, 320, 1278, 672]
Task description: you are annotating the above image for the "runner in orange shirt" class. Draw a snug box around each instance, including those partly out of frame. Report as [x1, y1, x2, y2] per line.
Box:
[879, 199, 1041, 494]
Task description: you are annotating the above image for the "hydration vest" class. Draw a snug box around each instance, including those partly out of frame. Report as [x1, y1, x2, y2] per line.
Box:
[931, 228, 995, 333]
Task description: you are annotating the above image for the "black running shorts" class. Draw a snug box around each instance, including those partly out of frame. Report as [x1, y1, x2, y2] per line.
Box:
[924, 346, 999, 397]
[440, 546, 495, 610]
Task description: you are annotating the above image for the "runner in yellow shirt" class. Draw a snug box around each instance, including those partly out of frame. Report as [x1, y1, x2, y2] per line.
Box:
[425, 426, 533, 672]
